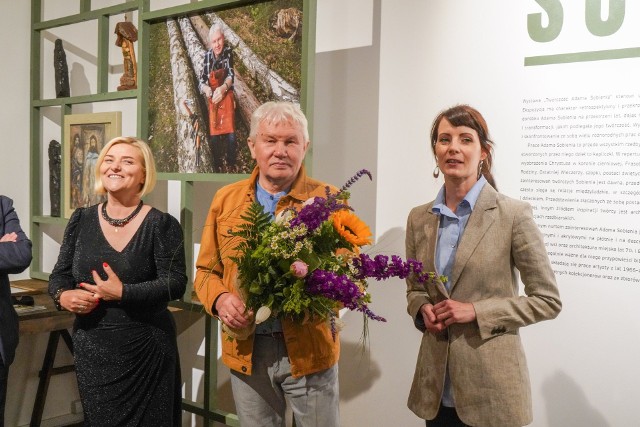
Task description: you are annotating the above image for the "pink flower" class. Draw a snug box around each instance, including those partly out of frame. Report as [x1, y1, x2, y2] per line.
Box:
[291, 260, 309, 278]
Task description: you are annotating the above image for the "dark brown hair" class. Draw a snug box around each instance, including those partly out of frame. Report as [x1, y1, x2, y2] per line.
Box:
[430, 104, 496, 189]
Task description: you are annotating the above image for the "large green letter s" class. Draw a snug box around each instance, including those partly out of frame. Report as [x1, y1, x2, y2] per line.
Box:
[586, 0, 625, 37]
[528, 0, 564, 42]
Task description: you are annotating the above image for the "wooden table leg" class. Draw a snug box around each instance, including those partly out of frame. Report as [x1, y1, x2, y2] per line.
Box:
[29, 329, 75, 427]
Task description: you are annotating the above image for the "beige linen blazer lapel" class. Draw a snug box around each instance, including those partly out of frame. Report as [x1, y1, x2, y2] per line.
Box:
[423, 208, 449, 300]
[447, 185, 498, 294]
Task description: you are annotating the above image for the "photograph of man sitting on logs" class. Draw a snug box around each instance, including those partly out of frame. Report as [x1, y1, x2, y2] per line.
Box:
[148, 0, 304, 174]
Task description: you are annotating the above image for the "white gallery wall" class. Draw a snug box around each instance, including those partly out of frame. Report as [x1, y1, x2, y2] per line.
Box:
[1, 0, 639, 426]
[376, 1, 640, 427]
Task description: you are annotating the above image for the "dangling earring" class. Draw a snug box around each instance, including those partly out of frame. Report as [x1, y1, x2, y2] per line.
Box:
[433, 165, 440, 179]
[477, 159, 484, 179]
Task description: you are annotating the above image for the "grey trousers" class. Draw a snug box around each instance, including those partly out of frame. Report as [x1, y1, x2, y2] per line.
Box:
[230, 335, 339, 427]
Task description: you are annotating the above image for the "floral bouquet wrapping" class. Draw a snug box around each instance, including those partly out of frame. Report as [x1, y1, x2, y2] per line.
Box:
[229, 170, 443, 340]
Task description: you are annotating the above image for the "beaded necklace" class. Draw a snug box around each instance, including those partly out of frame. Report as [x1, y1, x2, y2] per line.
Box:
[101, 200, 143, 232]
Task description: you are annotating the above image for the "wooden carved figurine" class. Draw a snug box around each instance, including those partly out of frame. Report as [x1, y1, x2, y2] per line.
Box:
[114, 17, 138, 91]
[54, 39, 70, 97]
[48, 140, 61, 217]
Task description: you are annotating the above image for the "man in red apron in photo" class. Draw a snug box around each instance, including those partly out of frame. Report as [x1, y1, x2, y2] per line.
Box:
[199, 24, 237, 173]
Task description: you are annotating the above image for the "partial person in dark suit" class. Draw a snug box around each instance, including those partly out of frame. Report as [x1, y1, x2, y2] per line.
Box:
[0, 196, 32, 426]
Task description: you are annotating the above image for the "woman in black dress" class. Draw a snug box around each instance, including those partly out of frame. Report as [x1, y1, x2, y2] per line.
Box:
[49, 137, 187, 426]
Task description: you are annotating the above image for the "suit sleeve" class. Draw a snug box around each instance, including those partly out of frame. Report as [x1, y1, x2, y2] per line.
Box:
[0, 197, 32, 275]
[473, 202, 562, 340]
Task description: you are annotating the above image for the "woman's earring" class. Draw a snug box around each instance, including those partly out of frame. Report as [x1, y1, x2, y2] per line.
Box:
[433, 165, 440, 179]
[477, 159, 484, 179]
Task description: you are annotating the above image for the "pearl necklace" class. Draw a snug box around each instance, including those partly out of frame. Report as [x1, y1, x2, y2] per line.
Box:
[101, 201, 143, 232]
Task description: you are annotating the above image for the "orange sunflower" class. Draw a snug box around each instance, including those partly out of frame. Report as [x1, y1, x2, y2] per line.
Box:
[331, 210, 372, 247]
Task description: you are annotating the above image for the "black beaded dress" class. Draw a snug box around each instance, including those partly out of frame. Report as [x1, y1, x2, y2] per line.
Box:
[49, 205, 187, 427]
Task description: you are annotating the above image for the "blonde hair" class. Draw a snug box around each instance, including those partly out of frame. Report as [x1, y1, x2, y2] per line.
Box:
[94, 136, 157, 197]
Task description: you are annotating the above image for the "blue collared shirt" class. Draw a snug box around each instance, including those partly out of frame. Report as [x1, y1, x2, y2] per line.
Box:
[254, 182, 288, 334]
[431, 175, 486, 407]
[255, 182, 287, 219]
[432, 176, 487, 291]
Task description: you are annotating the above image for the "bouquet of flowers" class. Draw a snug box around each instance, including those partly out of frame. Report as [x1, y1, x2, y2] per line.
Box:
[229, 170, 443, 339]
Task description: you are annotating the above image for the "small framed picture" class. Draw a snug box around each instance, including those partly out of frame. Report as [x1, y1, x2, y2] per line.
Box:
[63, 112, 122, 218]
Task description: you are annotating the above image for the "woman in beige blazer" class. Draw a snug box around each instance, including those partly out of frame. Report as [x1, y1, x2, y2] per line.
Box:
[406, 105, 562, 427]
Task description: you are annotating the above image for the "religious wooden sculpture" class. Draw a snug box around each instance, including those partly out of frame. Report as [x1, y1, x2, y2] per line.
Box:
[48, 140, 61, 217]
[54, 39, 70, 97]
[114, 17, 138, 91]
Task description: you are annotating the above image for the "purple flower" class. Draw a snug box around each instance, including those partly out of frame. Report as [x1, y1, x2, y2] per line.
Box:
[289, 197, 329, 231]
[339, 169, 373, 193]
[305, 269, 386, 322]
[306, 270, 361, 308]
[351, 253, 437, 284]
[289, 195, 349, 233]
[291, 260, 309, 278]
